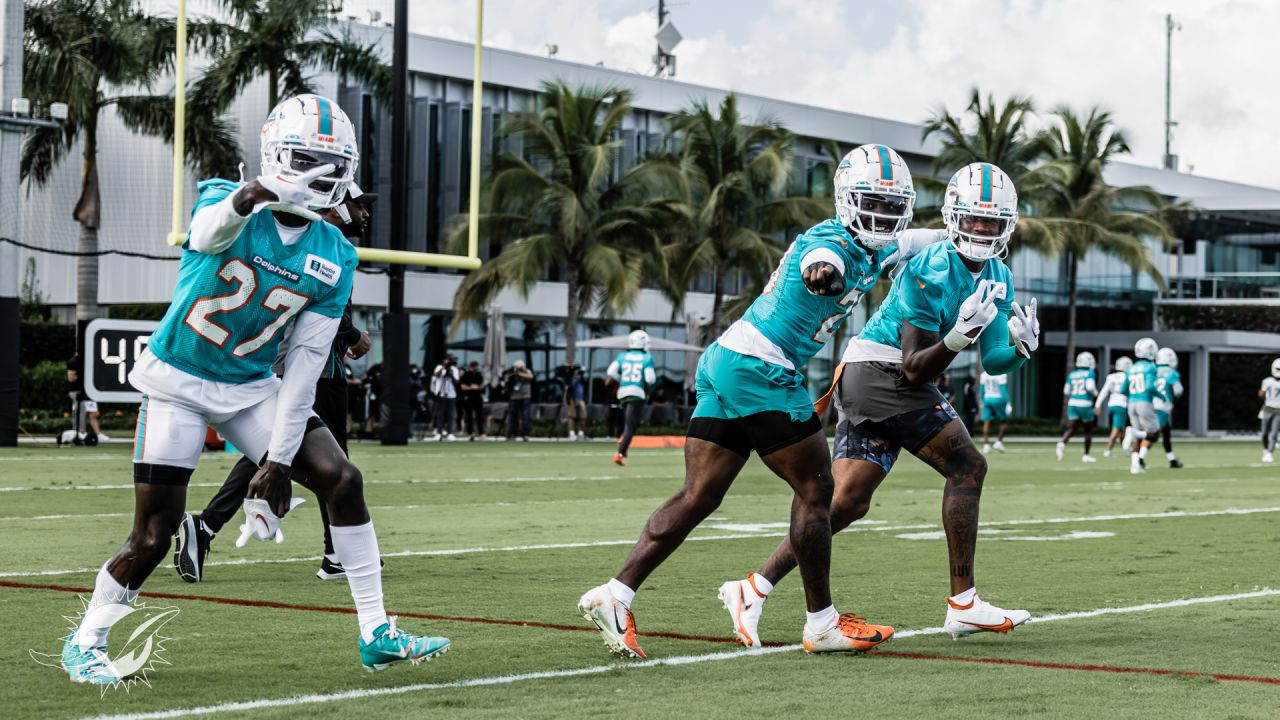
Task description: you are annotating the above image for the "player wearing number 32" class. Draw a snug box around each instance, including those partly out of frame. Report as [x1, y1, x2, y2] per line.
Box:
[580, 145, 945, 658]
[719, 162, 1040, 649]
[59, 95, 447, 687]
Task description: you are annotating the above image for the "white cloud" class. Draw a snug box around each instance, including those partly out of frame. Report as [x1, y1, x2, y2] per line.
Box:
[394, 0, 1280, 188]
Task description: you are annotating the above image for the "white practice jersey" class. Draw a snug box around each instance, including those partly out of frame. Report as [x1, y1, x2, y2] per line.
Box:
[980, 372, 1007, 401]
[1263, 377, 1280, 410]
[1099, 371, 1129, 408]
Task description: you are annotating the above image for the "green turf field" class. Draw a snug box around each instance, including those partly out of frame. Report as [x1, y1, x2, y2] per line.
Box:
[1, 439, 1277, 719]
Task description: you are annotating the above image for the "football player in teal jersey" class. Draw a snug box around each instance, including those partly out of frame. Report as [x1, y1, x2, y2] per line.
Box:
[722, 162, 1039, 647]
[61, 96, 447, 687]
[580, 145, 944, 658]
[607, 331, 658, 466]
[1154, 347, 1185, 468]
[1123, 337, 1171, 475]
[1057, 352, 1099, 462]
[979, 370, 1011, 453]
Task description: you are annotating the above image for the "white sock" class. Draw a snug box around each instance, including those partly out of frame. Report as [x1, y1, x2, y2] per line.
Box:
[1166, 452, 1177, 460]
[949, 586, 977, 605]
[1139, 445, 1149, 459]
[746, 572, 773, 598]
[607, 578, 635, 608]
[1056, 441, 1065, 449]
[74, 564, 139, 649]
[804, 605, 839, 635]
[330, 522, 388, 642]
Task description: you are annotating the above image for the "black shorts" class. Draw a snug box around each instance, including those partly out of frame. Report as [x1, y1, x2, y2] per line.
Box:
[833, 402, 959, 474]
[687, 411, 823, 460]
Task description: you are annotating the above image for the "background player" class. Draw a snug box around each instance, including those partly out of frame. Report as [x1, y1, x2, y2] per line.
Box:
[1095, 356, 1132, 458]
[1124, 338, 1170, 475]
[720, 162, 1038, 648]
[606, 330, 657, 466]
[1153, 347, 1184, 469]
[61, 95, 447, 686]
[1057, 352, 1098, 462]
[1260, 358, 1280, 462]
[980, 370, 1010, 453]
[579, 145, 938, 658]
[173, 188, 376, 584]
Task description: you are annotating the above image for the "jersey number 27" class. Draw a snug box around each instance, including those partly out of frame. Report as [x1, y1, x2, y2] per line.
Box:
[184, 259, 310, 358]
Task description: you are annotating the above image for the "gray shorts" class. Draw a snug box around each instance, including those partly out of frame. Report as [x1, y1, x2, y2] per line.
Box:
[1128, 402, 1160, 435]
[836, 361, 948, 426]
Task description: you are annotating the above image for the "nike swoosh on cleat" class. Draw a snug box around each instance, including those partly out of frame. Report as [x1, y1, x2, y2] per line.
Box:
[613, 613, 627, 635]
[964, 617, 1014, 632]
[845, 630, 883, 644]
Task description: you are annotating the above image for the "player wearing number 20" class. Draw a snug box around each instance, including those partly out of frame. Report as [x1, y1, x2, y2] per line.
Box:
[580, 145, 945, 659]
[60, 95, 447, 687]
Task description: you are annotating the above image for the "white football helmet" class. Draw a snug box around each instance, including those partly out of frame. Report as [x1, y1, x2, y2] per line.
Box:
[833, 144, 915, 250]
[1115, 356, 1133, 372]
[260, 94, 360, 209]
[1156, 347, 1178, 368]
[1134, 337, 1158, 361]
[943, 162, 1018, 261]
[628, 330, 650, 351]
[1076, 352, 1096, 370]
[1271, 358, 1280, 379]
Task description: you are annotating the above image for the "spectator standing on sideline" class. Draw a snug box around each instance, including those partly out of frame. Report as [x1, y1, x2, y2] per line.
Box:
[431, 354, 461, 440]
[505, 360, 534, 441]
[363, 362, 383, 436]
[961, 375, 978, 435]
[563, 366, 588, 440]
[459, 360, 487, 440]
[63, 354, 104, 445]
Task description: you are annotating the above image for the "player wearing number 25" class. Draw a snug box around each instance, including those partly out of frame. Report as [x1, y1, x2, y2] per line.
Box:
[579, 145, 944, 659]
[59, 95, 447, 688]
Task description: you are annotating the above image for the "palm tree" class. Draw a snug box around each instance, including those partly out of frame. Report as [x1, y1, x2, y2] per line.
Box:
[1037, 106, 1176, 369]
[22, 0, 241, 324]
[661, 94, 827, 335]
[193, 0, 390, 113]
[447, 81, 683, 366]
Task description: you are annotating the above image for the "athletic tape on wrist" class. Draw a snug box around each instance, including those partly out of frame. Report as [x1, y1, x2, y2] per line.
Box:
[944, 327, 973, 352]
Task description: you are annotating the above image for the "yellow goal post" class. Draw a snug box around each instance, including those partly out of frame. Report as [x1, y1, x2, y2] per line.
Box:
[165, 0, 485, 272]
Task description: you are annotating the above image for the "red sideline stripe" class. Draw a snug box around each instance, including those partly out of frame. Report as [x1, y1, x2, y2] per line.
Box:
[0, 579, 779, 647]
[870, 650, 1280, 686]
[6, 580, 1279, 686]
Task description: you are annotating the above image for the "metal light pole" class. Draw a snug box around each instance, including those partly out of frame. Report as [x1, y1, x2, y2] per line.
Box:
[1163, 13, 1181, 171]
[380, 0, 411, 445]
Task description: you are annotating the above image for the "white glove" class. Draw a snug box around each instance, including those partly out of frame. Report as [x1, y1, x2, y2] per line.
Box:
[235, 497, 306, 548]
[944, 280, 1001, 352]
[1007, 298, 1040, 358]
[1006, 402, 1014, 415]
[255, 163, 335, 221]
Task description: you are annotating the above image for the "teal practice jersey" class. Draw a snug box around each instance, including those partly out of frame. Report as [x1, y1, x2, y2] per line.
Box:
[860, 242, 1014, 350]
[739, 219, 898, 368]
[1154, 366, 1182, 411]
[1065, 368, 1097, 408]
[1124, 360, 1166, 404]
[610, 350, 656, 401]
[148, 179, 357, 384]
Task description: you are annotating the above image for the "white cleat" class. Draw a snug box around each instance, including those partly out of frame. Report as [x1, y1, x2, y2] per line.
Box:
[1130, 460, 1145, 475]
[982, 443, 991, 454]
[1103, 450, 1112, 458]
[1055, 442, 1065, 461]
[577, 585, 646, 659]
[943, 595, 1030, 639]
[1081, 454, 1096, 463]
[993, 441, 1006, 453]
[802, 613, 894, 654]
[718, 578, 767, 648]
[1264, 452, 1275, 463]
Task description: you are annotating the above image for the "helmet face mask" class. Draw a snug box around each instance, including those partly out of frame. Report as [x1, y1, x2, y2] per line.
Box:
[260, 94, 360, 210]
[943, 162, 1018, 262]
[833, 145, 915, 251]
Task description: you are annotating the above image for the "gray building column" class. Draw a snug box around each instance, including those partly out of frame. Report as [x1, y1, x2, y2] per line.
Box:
[1190, 345, 1210, 436]
[1, 0, 25, 446]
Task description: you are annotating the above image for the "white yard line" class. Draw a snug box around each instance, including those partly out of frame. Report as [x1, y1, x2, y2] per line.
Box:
[0, 474, 643, 493]
[80, 587, 1280, 720]
[3, 506, 1276, 579]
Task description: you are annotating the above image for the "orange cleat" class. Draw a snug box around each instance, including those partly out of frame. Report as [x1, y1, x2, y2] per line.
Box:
[578, 585, 646, 658]
[613, 452, 627, 466]
[802, 613, 894, 654]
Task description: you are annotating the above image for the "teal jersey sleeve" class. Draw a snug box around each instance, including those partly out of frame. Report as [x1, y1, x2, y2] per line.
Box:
[304, 233, 358, 319]
[976, 265, 1023, 375]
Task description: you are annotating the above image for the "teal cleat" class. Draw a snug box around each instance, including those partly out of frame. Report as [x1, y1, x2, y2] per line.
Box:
[358, 617, 450, 672]
[61, 634, 119, 685]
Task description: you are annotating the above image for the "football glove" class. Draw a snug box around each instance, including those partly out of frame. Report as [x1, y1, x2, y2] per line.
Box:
[944, 280, 1000, 352]
[255, 163, 335, 221]
[234, 497, 306, 548]
[1008, 298, 1040, 358]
